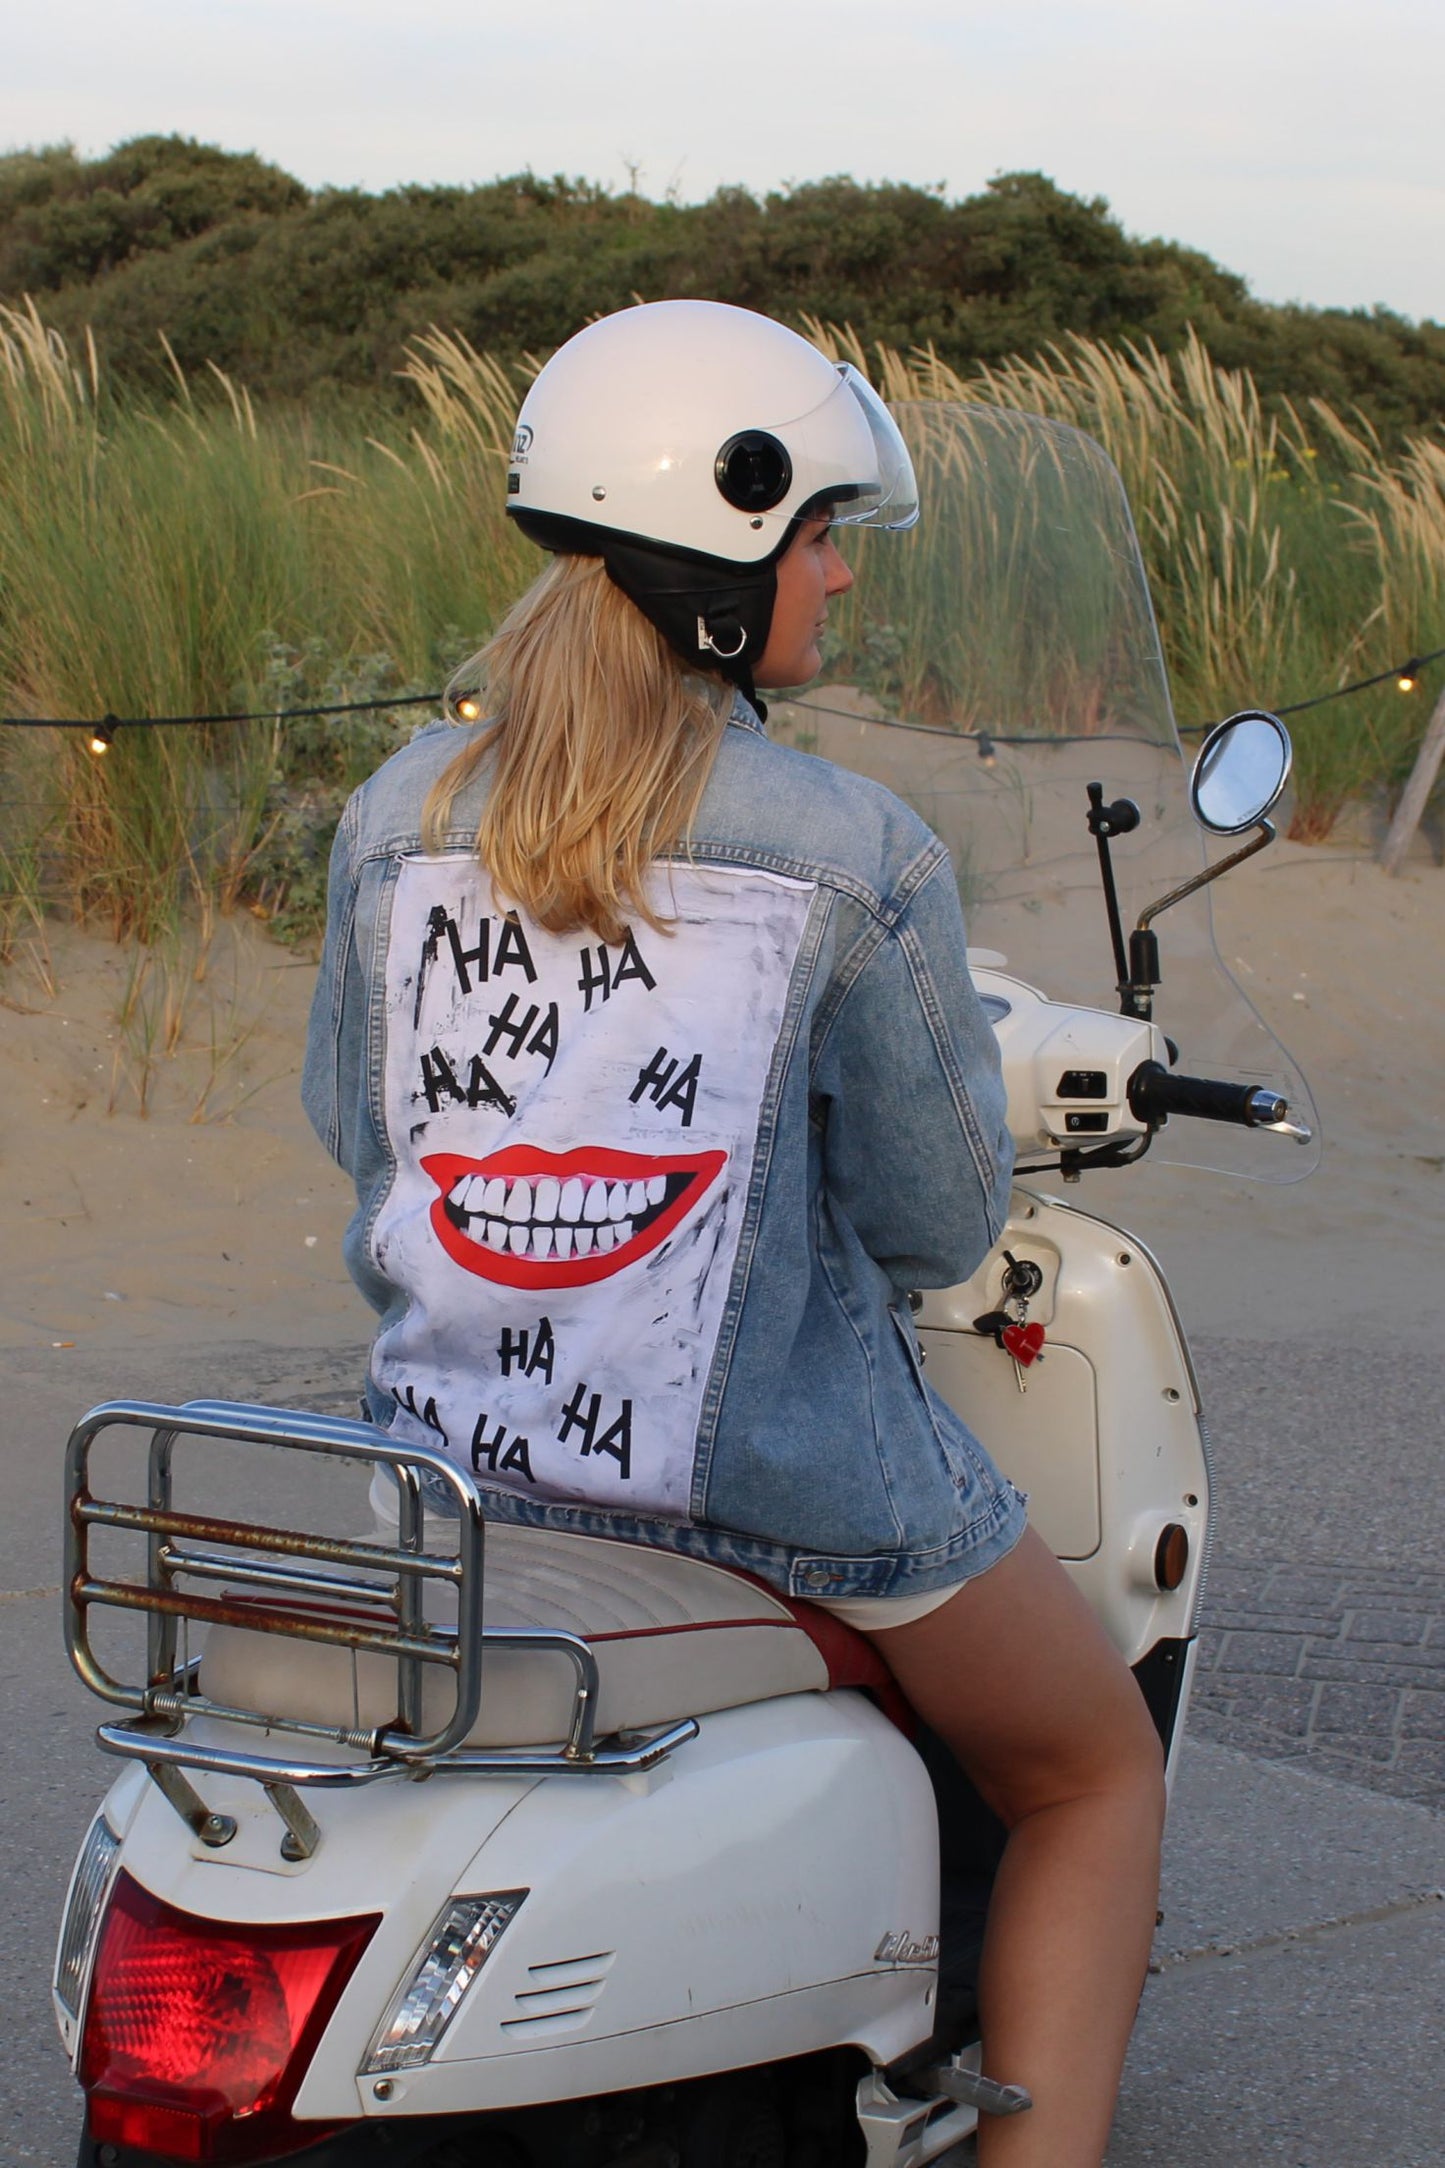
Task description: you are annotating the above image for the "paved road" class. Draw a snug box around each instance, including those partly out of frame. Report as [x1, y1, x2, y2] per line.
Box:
[3, 1327, 1441, 2165]
[1195, 1555, 1445, 1809]
[1186, 1331, 1445, 1815]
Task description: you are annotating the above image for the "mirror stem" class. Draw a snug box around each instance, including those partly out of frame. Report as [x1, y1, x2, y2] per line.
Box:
[1123, 929, 1160, 1020]
[1121, 818, 1276, 1018]
[1137, 819, 1276, 934]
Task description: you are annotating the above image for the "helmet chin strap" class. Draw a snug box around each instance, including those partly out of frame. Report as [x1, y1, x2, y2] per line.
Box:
[507, 509, 779, 715]
[600, 538, 777, 712]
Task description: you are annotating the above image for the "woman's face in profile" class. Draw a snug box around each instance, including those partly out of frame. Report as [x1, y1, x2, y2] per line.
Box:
[754, 518, 855, 689]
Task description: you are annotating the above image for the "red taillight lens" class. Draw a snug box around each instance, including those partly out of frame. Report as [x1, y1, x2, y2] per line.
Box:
[81, 1872, 378, 2163]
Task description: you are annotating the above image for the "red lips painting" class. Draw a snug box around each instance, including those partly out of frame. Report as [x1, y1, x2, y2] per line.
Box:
[422, 1144, 726, 1289]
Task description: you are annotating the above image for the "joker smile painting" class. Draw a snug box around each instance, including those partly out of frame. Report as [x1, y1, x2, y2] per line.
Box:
[371, 853, 814, 1519]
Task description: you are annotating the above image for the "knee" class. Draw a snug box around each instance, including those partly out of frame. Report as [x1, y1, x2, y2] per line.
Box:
[1092, 1682, 1168, 1842]
[992, 1679, 1167, 1835]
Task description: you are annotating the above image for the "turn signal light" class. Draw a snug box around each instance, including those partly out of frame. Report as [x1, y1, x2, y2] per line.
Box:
[81, 1872, 377, 2163]
[1153, 1524, 1190, 1593]
[364, 1891, 526, 2072]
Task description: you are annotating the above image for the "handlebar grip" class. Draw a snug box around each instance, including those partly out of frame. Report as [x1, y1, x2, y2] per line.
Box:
[1128, 1061, 1288, 1129]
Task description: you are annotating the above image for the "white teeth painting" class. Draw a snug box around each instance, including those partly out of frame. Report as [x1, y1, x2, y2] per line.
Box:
[374, 856, 815, 1520]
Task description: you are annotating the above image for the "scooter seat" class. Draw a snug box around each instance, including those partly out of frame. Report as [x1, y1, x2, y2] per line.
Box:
[200, 1522, 897, 1750]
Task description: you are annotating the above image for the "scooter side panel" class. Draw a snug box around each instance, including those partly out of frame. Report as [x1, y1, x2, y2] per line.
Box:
[93, 1727, 539, 1936]
[283, 1691, 940, 2124]
[917, 1190, 1211, 1675]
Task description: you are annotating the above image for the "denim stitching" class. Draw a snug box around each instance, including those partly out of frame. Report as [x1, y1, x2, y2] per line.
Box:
[357, 855, 405, 1280]
[896, 880, 998, 1216]
[691, 881, 827, 1516]
[812, 1211, 907, 1554]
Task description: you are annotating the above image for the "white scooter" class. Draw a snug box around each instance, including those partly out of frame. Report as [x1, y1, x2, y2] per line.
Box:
[53, 406, 1316, 2168]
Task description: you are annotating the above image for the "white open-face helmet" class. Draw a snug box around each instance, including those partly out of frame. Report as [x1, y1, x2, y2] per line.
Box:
[505, 300, 918, 692]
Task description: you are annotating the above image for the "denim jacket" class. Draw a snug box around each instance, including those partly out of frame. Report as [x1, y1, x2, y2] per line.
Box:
[303, 697, 1023, 1600]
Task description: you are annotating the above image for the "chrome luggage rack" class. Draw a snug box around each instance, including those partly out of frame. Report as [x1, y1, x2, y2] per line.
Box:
[65, 1400, 697, 1838]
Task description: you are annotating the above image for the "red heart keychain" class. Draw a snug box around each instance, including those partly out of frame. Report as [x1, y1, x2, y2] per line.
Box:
[1001, 1320, 1046, 1368]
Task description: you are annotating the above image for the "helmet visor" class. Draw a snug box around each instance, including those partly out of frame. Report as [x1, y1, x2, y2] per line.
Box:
[824, 366, 921, 530]
[741, 365, 920, 535]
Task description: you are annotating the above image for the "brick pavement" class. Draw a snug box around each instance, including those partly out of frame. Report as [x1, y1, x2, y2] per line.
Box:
[1191, 1555, 1445, 1808]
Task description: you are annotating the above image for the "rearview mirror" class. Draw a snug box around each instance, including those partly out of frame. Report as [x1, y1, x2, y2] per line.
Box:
[1190, 711, 1292, 835]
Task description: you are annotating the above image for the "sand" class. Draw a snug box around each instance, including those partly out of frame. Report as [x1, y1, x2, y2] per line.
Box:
[1, 830, 1442, 1359]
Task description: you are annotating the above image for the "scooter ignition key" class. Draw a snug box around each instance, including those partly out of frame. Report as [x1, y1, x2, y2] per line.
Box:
[1000, 1252, 1045, 1300]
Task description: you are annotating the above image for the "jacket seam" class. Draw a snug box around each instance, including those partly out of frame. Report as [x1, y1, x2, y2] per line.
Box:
[344, 830, 947, 933]
[318, 798, 361, 1164]
[691, 881, 828, 1515]
[896, 894, 999, 1219]
[357, 855, 405, 1287]
[813, 1222, 907, 1552]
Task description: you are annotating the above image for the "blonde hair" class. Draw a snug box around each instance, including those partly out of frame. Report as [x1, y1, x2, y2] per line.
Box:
[424, 556, 732, 944]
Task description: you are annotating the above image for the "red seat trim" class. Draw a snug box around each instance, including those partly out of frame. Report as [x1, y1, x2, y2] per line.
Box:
[587, 1615, 799, 1642]
[720, 1570, 918, 1735]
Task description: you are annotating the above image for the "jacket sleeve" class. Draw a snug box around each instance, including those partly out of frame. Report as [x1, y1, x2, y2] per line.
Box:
[811, 850, 1012, 1289]
[300, 796, 364, 1171]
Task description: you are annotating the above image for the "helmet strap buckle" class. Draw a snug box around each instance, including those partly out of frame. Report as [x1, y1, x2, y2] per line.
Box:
[696, 614, 748, 661]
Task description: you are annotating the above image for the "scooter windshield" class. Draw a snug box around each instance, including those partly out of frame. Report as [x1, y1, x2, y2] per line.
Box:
[772, 402, 1320, 1182]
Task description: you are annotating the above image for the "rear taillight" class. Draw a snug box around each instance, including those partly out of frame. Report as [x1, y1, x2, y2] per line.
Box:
[80, 1871, 377, 2163]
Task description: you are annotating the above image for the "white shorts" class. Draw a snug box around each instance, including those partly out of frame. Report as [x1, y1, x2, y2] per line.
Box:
[808, 1582, 963, 1631]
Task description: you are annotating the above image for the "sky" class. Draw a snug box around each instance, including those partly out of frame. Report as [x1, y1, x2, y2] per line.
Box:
[5, 0, 1443, 323]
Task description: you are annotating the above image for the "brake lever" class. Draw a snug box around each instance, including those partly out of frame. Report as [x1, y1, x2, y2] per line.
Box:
[1260, 1116, 1314, 1145]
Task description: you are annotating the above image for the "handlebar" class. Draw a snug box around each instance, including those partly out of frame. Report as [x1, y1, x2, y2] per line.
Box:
[1128, 1060, 1288, 1130]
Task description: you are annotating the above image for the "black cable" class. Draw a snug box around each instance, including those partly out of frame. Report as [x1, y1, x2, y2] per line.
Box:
[1, 641, 1442, 740]
[0, 690, 441, 730]
[1271, 643, 1445, 716]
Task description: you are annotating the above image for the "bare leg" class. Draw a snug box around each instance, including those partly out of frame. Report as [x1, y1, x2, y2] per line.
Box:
[859, 1528, 1165, 2168]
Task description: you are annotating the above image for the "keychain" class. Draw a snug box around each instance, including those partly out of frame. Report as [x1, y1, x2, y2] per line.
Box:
[974, 1252, 1046, 1392]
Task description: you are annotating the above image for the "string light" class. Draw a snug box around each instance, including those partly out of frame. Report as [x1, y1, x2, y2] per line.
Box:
[1271, 643, 1445, 718]
[3, 641, 1444, 745]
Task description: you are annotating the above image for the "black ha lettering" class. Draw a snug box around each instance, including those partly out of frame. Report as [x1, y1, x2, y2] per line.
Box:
[629, 1046, 701, 1128]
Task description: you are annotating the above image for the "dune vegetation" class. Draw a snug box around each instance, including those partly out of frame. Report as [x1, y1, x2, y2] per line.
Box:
[0, 300, 1441, 1117]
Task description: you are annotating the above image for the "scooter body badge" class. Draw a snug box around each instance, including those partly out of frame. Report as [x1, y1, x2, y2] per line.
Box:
[874, 1930, 941, 1965]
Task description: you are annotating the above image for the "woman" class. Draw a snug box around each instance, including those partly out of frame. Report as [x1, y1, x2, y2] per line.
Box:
[304, 300, 1163, 2166]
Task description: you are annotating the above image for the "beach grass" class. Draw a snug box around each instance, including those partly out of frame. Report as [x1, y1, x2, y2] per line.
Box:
[807, 322, 1440, 842]
[0, 305, 533, 949]
[2, 304, 1441, 991]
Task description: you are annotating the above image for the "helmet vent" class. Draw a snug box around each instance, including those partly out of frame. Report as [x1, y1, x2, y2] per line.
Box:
[715, 431, 792, 513]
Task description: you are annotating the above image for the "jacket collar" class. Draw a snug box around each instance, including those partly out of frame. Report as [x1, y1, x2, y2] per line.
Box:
[728, 691, 768, 738]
